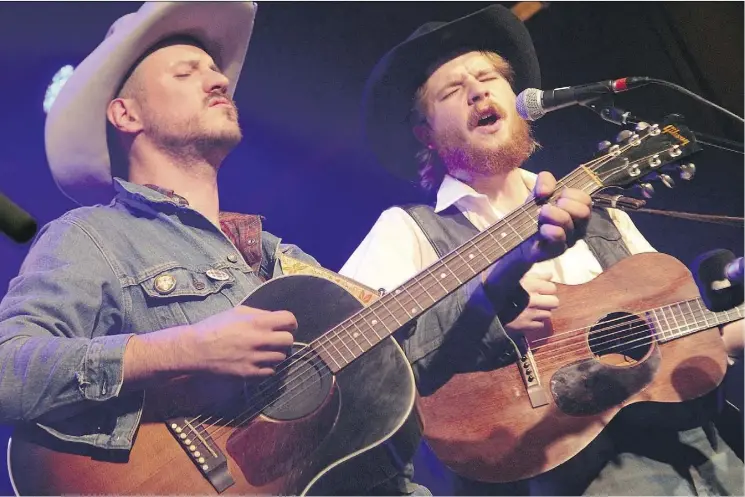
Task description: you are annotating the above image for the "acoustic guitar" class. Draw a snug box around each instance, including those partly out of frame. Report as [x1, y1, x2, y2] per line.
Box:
[8, 116, 700, 494]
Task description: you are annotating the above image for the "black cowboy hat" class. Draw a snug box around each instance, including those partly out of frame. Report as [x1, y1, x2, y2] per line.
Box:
[361, 4, 541, 182]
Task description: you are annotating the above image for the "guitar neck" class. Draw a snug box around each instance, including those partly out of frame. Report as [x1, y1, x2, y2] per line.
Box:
[649, 298, 744, 343]
[312, 167, 605, 373]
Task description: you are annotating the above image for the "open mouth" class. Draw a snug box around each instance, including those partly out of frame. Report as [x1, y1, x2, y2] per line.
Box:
[477, 113, 499, 127]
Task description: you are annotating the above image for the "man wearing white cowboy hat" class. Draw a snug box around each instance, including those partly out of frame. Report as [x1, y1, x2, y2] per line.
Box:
[341, 3, 743, 496]
[0, 3, 428, 495]
[0, 0, 302, 450]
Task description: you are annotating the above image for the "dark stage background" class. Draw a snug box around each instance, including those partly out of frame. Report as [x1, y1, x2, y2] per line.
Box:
[0, 2, 742, 494]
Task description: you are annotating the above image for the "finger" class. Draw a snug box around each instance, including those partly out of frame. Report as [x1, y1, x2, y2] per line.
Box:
[257, 331, 295, 350]
[525, 309, 552, 322]
[540, 204, 574, 233]
[253, 350, 289, 366]
[533, 171, 557, 199]
[253, 367, 276, 377]
[539, 223, 567, 245]
[523, 279, 558, 295]
[555, 197, 592, 222]
[238, 305, 274, 315]
[252, 311, 299, 332]
[559, 188, 592, 206]
[529, 294, 559, 311]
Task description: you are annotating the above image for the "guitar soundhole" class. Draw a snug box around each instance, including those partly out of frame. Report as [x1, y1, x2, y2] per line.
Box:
[588, 312, 653, 366]
[257, 342, 333, 421]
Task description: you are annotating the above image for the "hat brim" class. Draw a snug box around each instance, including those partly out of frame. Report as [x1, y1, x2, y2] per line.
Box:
[45, 1, 257, 206]
[362, 4, 541, 183]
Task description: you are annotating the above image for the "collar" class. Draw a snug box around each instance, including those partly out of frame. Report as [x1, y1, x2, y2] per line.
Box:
[112, 178, 191, 208]
[434, 169, 538, 213]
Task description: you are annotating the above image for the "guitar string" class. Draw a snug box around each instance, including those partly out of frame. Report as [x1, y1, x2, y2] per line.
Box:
[183, 165, 602, 439]
[187, 137, 676, 442]
[532, 304, 742, 370]
[183, 131, 678, 442]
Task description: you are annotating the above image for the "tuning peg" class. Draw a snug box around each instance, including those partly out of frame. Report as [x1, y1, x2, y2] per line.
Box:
[659, 174, 675, 188]
[615, 130, 634, 143]
[597, 140, 612, 152]
[679, 163, 696, 181]
[635, 121, 650, 131]
[639, 183, 655, 198]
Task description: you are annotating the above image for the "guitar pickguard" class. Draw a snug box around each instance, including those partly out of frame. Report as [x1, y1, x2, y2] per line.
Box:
[550, 346, 661, 416]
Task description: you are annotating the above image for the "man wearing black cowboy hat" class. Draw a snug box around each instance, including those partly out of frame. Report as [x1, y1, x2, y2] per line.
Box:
[341, 4, 743, 496]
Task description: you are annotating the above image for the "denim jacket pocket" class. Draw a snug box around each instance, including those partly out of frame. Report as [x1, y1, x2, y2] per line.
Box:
[135, 263, 237, 329]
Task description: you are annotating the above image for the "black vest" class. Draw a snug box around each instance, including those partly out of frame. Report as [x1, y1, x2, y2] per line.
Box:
[400, 204, 631, 270]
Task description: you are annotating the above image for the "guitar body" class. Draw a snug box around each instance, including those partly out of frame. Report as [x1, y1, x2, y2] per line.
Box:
[417, 252, 729, 483]
[9, 275, 419, 496]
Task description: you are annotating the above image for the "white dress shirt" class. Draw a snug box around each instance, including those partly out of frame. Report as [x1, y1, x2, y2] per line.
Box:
[339, 170, 656, 290]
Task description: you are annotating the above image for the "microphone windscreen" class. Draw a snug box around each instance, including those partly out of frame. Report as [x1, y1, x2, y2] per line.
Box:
[693, 249, 744, 312]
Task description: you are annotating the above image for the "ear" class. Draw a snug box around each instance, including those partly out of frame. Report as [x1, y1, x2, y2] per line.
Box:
[412, 123, 433, 149]
[106, 98, 143, 134]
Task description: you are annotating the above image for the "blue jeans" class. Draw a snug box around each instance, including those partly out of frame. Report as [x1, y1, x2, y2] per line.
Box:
[414, 421, 743, 496]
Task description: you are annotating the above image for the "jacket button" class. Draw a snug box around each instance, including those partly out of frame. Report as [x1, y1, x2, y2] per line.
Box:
[154, 274, 176, 294]
[206, 269, 230, 281]
[227, 254, 239, 263]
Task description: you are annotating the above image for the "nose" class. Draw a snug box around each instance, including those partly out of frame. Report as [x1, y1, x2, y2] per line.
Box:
[467, 80, 490, 106]
[205, 70, 230, 95]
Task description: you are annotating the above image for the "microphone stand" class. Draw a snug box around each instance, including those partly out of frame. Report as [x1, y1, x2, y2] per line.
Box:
[581, 99, 744, 155]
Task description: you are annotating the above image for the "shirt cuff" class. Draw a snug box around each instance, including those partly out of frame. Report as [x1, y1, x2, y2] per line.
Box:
[77, 333, 135, 401]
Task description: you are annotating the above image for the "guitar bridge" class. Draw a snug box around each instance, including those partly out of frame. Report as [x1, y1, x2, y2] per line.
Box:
[166, 417, 235, 493]
[515, 338, 549, 408]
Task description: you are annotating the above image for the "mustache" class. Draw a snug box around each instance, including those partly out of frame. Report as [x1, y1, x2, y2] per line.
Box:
[468, 100, 508, 128]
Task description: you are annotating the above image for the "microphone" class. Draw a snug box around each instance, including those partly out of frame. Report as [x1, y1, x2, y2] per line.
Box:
[516, 77, 651, 121]
[693, 249, 744, 312]
[0, 191, 38, 244]
[726, 257, 744, 285]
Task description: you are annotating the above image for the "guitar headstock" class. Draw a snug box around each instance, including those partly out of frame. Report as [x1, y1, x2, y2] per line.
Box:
[589, 115, 702, 197]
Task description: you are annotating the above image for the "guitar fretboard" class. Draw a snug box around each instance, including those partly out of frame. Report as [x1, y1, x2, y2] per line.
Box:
[647, 298, 744, 342]
[312, 167, 604, 373]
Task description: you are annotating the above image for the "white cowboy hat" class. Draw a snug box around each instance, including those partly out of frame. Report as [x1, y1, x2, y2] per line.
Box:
[44, 1, 258, 206]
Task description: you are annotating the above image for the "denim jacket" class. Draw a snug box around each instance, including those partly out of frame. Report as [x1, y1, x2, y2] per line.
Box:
[0, 178, 518, 465]
[0, 179, 318, 450]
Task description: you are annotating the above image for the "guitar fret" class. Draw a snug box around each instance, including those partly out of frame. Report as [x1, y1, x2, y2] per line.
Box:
[314, 339, 343, 372]
[389, 289, 414, 319]
[677, 302, 692, 334]
[379, 295, 405, 327]
[367, 306, 393, 335]
[455, 249, 477, 276]
[659, 307, 673, 340]
[326, 332, 352, 365]
[351, 319, 374, 347]
[685, 301, 700, 331]
[669, 304, 682, 335]
[344, 325, 368, 354]
[337, 329, 357, 357]
[425, 267, 449, 293]
[485, 229, 508, 258]
[412, 278, 438, 305]
[469, 239, 491, 265]
[694, 300, 711, 329]
[654, 308, 670, 341]
[440, 258, 463, 287]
